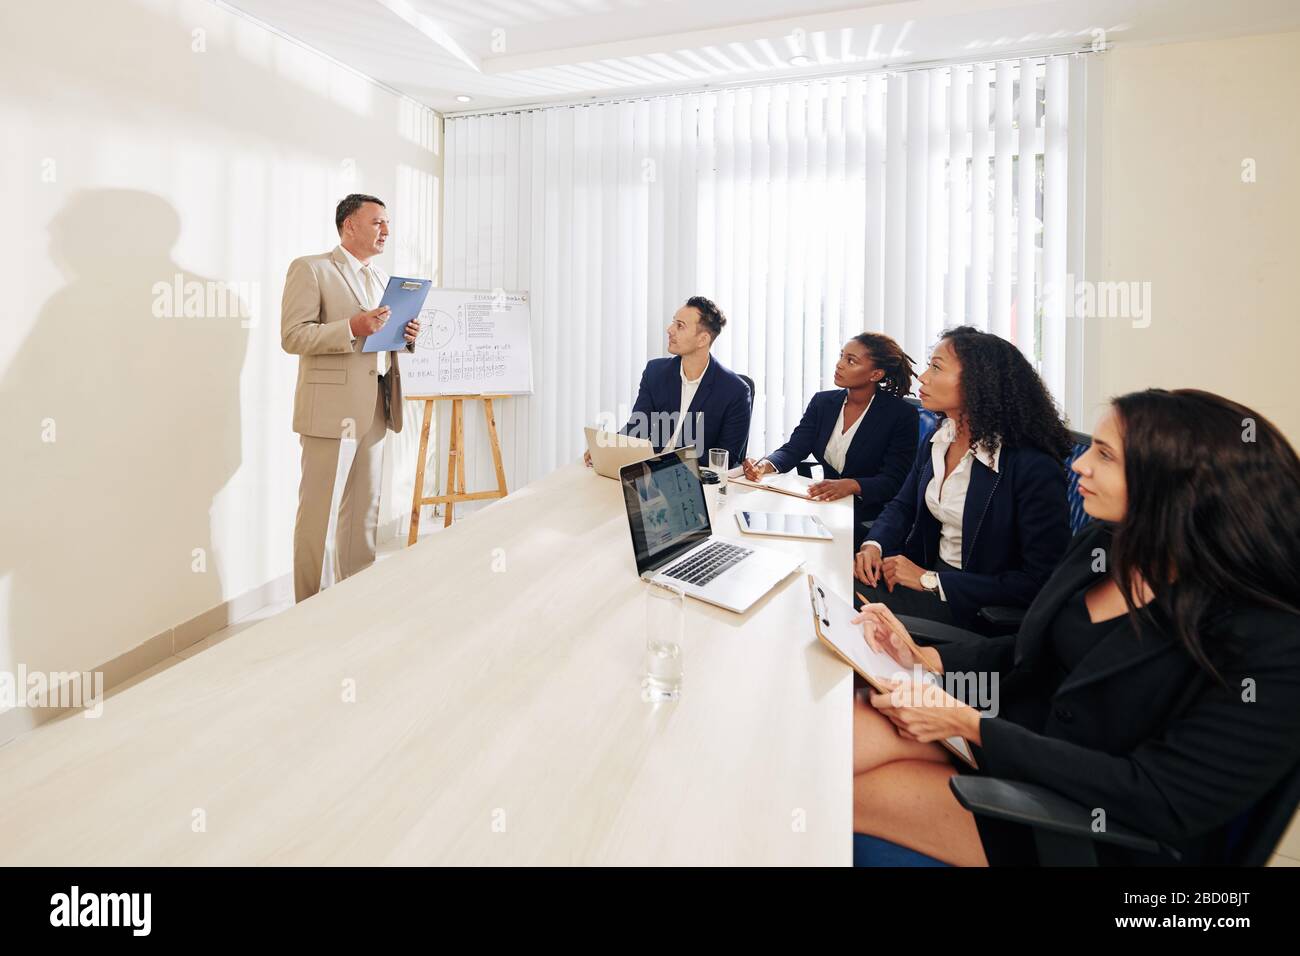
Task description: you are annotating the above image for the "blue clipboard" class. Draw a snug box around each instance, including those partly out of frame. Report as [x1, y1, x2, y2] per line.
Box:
[361, 277, 433, 352]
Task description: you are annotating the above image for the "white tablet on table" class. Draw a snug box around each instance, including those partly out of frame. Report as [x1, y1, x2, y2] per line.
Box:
[735, 510, 833, 541]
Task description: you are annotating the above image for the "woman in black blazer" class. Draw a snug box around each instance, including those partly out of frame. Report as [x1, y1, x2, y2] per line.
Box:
[850, 389, 1300, 866]
[740, 333, 919, 550]
[854, 326, 1072, 629]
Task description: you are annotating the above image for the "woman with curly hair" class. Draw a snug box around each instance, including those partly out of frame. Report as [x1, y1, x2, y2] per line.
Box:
[853, 326, 1071, 630]
[740, 333, 920, 550]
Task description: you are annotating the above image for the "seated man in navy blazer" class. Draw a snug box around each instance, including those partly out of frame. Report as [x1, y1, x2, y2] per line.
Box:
[588, 296, 752, 466]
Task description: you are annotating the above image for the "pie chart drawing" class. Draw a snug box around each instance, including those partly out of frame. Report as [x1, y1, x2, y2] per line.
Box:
[418, 309, 457, 350]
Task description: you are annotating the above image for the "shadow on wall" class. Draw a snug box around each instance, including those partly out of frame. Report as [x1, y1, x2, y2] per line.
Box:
[0, 189, 248, 678]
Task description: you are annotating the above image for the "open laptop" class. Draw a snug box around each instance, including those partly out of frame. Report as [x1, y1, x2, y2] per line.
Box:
[584, 427, 655, 479]
[619, 450, 803, 613]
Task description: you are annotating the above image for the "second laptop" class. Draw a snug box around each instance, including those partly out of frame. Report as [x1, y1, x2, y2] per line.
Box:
[619, 450, 803, 613]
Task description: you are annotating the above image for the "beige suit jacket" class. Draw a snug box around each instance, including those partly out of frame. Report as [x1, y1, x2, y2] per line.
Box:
[281, 248, 410, 438]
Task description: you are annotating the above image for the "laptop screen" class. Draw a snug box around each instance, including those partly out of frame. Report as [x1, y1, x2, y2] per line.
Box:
[620, 450, 711, 574]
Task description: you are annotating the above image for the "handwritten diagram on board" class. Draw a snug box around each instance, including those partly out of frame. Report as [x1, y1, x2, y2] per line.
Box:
[400, 289, 533, 397]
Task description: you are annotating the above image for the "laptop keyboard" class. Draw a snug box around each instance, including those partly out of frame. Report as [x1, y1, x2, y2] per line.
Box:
[661, 541, 753, 587]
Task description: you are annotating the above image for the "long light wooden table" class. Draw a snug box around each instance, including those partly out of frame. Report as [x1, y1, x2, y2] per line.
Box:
[0, 464, 855, 865]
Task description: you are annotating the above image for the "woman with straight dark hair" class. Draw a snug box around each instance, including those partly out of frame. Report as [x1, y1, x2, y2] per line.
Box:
[854, 326, 1072, 629]
[741, 332, 919, 550]
[850, 389, 1300, 866]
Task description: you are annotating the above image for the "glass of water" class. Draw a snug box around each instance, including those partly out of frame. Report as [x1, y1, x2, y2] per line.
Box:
[641, 580, 684, 702]
[709, 447, 729, 495]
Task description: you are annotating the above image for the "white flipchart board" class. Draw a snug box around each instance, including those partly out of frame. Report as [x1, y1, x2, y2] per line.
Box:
[402, 289, 533, 397]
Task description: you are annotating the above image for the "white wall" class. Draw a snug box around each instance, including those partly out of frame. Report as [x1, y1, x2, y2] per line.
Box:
[0, 0, 441, 689]
[1084, 31, 1300, 440]
[5, 4, 1295, 701]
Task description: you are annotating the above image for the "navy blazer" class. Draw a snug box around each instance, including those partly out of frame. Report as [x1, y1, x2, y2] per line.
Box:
[764, 389, 918, 533]
[620, 355, 752, 464]
[868, 434, 1071, 626]
[942, 523, 1300, 865]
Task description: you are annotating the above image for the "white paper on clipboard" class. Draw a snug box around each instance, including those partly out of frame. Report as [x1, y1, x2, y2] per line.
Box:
[728, 471, 816, 499]
[807, 574, 977, 769]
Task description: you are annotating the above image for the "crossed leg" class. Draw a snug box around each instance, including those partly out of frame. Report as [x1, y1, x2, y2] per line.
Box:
[853, 693, 988, 867]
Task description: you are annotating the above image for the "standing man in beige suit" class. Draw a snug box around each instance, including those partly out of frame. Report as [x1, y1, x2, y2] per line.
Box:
[281, 194, 421, 602]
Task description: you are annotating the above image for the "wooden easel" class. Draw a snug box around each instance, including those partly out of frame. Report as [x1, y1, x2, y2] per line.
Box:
[407, 394, 510, 545]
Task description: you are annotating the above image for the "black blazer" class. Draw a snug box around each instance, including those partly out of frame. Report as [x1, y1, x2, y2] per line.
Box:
[867, 437, 1071, 627]
[941, 523, 1300, 865]
[763, 389, 917, 536]
[620, 355, 752, 464]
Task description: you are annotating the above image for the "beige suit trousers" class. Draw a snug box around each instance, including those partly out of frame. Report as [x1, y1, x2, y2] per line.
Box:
[294, 384, 386, 603]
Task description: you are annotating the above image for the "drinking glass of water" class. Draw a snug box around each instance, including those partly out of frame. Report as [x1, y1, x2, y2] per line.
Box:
[641, 580, 684, 702]
[709, 448, 729, 495]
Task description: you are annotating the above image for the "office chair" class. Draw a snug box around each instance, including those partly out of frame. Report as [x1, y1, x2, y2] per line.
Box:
[738, 373, 755, 462]
[946, 756, 1300, 866]
[855, 695, 1300, 866]
[738, 373, 755, 413]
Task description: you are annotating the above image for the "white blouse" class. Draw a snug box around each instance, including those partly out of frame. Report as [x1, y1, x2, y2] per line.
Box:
[924, 416, 1002, 569]
[823, 394, 873, 475]
[864, 415, 1000, 603]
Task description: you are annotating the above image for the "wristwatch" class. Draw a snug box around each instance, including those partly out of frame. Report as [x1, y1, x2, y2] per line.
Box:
[920, 571, 939, 593]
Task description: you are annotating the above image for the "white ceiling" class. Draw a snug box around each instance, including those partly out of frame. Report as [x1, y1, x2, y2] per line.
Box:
[220, 0, 1300, 113]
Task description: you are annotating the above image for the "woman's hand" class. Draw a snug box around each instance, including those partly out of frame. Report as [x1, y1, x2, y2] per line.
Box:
[741, 458, 774, 481]
[854, 542, 883, 586]
[807, 478, 860, 501]
[882, 554, 926, 592]
[869, 678, 982, 746]
[851, 602, 943, 673]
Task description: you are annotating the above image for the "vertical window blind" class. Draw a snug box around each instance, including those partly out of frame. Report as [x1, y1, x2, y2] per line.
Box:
[439, 53, 1090, 503]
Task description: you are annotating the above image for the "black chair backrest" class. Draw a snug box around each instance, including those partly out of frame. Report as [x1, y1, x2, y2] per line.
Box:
[738, 373, 755, 412]
[737, 373, 757, 463]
